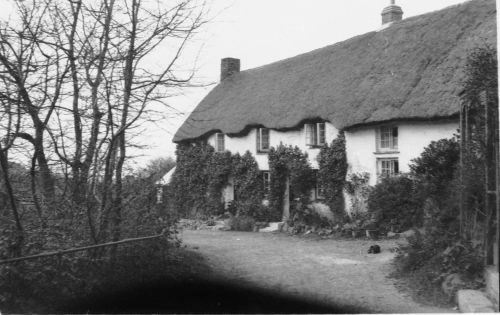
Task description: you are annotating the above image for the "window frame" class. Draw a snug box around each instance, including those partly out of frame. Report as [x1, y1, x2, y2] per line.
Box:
[305, 122, 326, 147]
[256, 128, 270, 153]
[376, 126, 398, 152]
[262, 171, 271, 196]
[312, 170, 325, 200]
[215, 132, 225, 152]
[377, 158, 400, 180]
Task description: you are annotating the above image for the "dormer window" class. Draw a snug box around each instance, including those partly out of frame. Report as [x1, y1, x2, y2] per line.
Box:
[215, 133, 225, 152]
[376, 126, 398, 152]
[256, 128, 270, 152]
[305, 122, 326, 147]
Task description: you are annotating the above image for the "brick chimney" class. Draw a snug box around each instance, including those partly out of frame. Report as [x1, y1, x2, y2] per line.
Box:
[381, 0, 403, 25]
[220, 57, 240, 81]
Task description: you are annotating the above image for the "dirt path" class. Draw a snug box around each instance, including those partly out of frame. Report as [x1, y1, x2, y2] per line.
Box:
[181, 229, 455, 313]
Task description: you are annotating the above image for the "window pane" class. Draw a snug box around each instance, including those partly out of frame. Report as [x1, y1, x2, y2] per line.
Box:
[305, 124, 313, 145]
[261, 128, 270, 150]
[318, 123, 326, 145]
[378, 158, 399, 179]
[379, 126, 398, 150]
[392, 127, 398, 149]
[216, 133, 224, 152]
[256, 129, 261, 151]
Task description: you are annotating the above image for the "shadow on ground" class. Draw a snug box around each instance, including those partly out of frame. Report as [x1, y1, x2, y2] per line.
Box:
[67, 276, 365, 314]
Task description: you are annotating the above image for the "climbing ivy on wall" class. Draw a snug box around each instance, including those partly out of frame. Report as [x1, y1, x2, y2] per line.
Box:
[231, 152, 263, 204]
[317, 132, 348, 222]
[206, 151, 233, 214]
[170, 143, 213, 217]
[169, 143, 264, 219]
[171, 134, 348, 223]
[268, 144, 315, 220]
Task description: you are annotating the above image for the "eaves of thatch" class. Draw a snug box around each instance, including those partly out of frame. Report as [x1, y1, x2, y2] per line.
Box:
[174, 0, 496, 142]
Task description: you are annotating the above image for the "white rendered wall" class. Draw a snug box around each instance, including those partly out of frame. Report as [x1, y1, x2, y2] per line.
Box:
[207, 122, 338, 170]
[345, 120, 458, 186]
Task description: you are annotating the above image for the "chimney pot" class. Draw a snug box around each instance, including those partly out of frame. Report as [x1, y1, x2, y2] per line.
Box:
[220, 57, 240, 81]
[381, 1, 403, 25]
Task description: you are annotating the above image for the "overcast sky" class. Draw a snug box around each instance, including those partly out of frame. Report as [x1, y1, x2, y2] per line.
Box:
[137, 0, 472, 166]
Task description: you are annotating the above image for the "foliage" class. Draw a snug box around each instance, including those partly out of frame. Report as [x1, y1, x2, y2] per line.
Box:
[410, 138, 459, 206]
[289, 204, 332, 233]
[317, 132, 348, 222]
[462, 44, 498, 102]
[268, 144, 315, 221]
[459, 45, 498, 242]
[137, 157, 176, 182]
[392, 229, 484, 305]
[170, 145, 271, 220]
[170, 143, 214, 218]
[206, 151, 233, 215]
[345, 172, 372, 217]
[231, 152, 267, 218]
[391, 46, 498, 304]
[0, 238, 207, 313]
[367, 175, 423, 233]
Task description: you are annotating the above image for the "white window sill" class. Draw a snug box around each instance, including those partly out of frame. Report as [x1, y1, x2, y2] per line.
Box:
[373, 150, 399, 155]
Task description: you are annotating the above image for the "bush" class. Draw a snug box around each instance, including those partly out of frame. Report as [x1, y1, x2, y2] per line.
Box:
[317, 132, 348, 220]
[228, 215, 255, 231]
[392, 229, 484, 305]
[410, 138, 459, 207]
[367, 175, 423, 233]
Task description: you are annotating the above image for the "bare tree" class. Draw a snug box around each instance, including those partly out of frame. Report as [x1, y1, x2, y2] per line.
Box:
[0, 0, 208, 247]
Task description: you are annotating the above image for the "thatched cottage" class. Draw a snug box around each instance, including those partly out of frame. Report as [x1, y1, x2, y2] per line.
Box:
[173, 0, 496, 214]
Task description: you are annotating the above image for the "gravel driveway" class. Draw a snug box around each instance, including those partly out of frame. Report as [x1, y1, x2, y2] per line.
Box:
[181, 229, 454, 313]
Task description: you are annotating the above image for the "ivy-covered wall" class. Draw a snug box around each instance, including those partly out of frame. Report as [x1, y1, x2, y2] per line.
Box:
[268, 144, 315, 220]
[170, 133, 349, 224]
[317, 132, 348, 222]
[169, 143, 265, 219]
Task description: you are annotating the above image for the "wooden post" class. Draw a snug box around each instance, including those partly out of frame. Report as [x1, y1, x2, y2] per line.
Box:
[459, 102, 465, 238]
[282, 177, 290, 221]
[482, 90, 497, 266]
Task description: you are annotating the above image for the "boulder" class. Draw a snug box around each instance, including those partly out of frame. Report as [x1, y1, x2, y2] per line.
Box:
[387, 231, 399, 238]
[259, 222, 281, 232]
[457, 290, 495, 313]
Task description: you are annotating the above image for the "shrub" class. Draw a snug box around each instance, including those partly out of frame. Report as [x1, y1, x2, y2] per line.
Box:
[228, 215, 255, 231]
[317, 132, 347, 220]
[392, 229, 484, 305]
[410, 138, 459, 207]
[268, 144, 315, 221]
[367, 175, 423, 233]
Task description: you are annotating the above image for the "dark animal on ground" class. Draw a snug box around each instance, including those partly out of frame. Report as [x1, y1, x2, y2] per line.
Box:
[368, 245, 381, 254]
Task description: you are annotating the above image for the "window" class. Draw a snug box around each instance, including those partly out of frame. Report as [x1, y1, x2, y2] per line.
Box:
[262, 171, 271, 195]
[215, 133, 225, 152]
[305, 122, 326, 147]
[376, 126, 398, 151]
[377, 158, 399, 178]
[314, 170, 325, 199]
[256, 128, 270, 152]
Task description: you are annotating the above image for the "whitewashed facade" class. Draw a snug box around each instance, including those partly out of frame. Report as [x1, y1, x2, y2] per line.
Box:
[206, 122, 338, 170]
[206, 119, 458, 213]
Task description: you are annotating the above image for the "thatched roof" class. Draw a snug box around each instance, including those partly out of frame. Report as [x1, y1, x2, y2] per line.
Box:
[174, 0, 496, 142]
